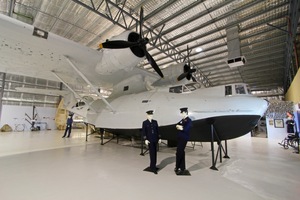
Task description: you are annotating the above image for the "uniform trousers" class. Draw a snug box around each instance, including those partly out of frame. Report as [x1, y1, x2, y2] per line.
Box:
[176, 138, 187, 171]
[63, 125, 72, 137]
[148, 142, 157, 170]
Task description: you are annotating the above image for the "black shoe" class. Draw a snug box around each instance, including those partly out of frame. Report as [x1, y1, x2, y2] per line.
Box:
[176, 169, 187, 175]
[151, 168, 158, 174]
[62, 136, 65, 138]
[174, 168, 179, 173]
[176, 170, 184, 175]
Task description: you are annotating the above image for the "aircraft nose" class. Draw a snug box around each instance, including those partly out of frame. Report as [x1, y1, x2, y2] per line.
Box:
[259, 99, 269, 116]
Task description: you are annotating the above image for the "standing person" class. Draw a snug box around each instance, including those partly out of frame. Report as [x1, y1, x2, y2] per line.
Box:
[175, 107, 192, 175]
[142, 110, 161, 174]
[286, 112, 295, 134]
[62, 113, 74, 138]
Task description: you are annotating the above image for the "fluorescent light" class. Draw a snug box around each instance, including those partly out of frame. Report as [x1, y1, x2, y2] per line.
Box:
[195, 47, 203, 52]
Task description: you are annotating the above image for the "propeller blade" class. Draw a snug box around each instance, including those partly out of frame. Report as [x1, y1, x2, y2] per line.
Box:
[187, 69, 197, 81]
[187, 45, 190, 66]
[177, 72, 189, 81]
[139, 7, 144, 39]
[145, 51, 164, 78]
[139, 7, 162, 76]
[98, 40, 138, 49]
[178, 66, 197, 81]
[184, 64, 190, 73]
[187, 73, 191, 80]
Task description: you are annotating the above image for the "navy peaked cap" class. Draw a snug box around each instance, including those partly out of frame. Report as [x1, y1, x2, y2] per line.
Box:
[180, 107, 188, 113]
[146, 110, 154, 115]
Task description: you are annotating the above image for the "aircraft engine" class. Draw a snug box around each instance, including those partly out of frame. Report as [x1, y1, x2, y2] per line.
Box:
[96, 8, 164, 78]
[152, 63, 196, 86]
[95, 31, 144, 75]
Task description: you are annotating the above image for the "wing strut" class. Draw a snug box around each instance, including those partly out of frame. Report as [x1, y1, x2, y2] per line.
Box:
[51, 71, 96, 112]
[51, 71, 80, 99]
[64, 56, 116, 113]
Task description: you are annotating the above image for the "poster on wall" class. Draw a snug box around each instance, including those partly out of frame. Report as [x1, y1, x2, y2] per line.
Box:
[269, 119, 274, 126]
[274, 119, 284, 128]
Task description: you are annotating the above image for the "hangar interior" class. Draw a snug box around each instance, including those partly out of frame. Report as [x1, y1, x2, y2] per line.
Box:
[0, 0, 299, 102]
[0, 1, 300, 200]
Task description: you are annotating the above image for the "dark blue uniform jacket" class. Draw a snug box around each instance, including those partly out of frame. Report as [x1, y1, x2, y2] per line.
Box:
[142, 119, 161, 142]
[66, 117, 73, 126]
[177, 117, 192, 141]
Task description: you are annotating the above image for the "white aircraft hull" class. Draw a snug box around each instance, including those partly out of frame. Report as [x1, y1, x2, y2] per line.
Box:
[104, 115, 262, 142]
[85, 85, 268, 142]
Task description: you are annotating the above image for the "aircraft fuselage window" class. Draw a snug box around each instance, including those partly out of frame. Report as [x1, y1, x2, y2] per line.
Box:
[225, 86, 232, 95]
[123, 86, 129, 91]
[76, 101, 85, 107]
[235, 85, 246, 94]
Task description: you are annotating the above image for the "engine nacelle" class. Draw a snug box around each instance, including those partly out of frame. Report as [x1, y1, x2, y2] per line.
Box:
[152, 63, 190, 86]
[95, 31, 145, 75]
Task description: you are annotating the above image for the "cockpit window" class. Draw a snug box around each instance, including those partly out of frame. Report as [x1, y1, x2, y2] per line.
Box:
[246, 85, 251, 94]
[184, 83, 199, 92]
[169, 83, 200, 94]
[169, 85, 182, 93]
[225, 85, 232, 95]
[235, 85, 246, 94]
[76, 101, 85, 107]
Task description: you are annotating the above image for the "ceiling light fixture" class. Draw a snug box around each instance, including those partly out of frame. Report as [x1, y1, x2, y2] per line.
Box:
[195, 47, 203, 53]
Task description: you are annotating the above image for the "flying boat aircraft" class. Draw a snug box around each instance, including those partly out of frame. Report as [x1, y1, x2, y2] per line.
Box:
[0, 9, 268, 170]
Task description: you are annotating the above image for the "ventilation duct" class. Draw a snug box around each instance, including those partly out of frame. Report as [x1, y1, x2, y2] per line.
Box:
[226, 25, 246, 68]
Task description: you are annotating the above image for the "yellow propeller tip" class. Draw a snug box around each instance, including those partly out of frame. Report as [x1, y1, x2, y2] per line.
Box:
[98, 43, 103, 49]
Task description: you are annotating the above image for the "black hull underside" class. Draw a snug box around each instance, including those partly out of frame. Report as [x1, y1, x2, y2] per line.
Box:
[104, 115, 261, 142]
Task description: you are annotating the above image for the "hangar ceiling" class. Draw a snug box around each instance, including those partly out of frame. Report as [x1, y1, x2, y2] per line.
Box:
[0, 0, 299, 99]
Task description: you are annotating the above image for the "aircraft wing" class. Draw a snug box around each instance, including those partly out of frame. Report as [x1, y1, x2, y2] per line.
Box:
[0, 14, 159, 92]
[0, 14, 103, 86]
[15, 87, 69, 96]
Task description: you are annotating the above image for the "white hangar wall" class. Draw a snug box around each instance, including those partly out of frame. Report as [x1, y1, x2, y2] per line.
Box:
[266, 104, 300, 141]
[0, 105, 57, 131]
[266, 117, 290, 140]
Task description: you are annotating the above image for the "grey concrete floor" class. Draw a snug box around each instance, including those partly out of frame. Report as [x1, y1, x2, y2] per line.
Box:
[0, 130, 299, 200]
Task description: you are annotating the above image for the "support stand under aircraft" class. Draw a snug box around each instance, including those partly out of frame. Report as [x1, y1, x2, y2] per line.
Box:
[208, 118, 230, 171]
[96, 123, 231, 171]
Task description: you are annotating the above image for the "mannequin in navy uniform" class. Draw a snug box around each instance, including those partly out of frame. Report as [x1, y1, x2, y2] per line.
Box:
[62, 113, 74, 138]
[175, 107, 192, 174]
[142, 110, 161, 174]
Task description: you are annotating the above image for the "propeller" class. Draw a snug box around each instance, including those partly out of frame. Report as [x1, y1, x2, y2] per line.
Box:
[177, 45, 197, 82]
[98, 7, 164, 78]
